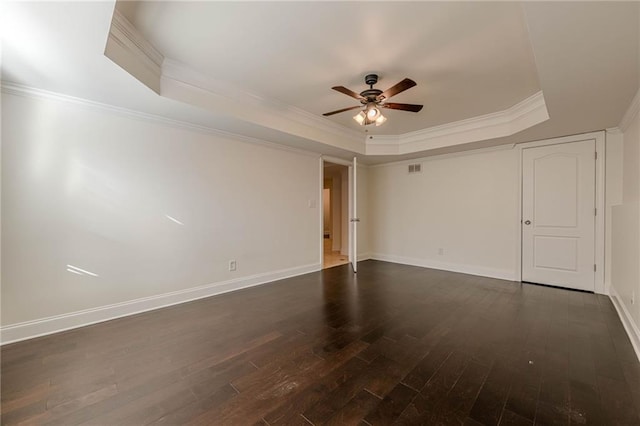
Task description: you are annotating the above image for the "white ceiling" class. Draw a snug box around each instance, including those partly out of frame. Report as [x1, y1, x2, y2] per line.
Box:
[119, 1, 541, 135]
[2, 1, 638, 164]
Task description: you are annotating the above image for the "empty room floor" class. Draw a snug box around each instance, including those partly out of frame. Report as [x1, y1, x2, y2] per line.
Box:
[2, 261, 639, 425]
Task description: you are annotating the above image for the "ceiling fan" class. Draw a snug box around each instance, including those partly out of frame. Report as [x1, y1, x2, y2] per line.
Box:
[323, 74, 423, 126]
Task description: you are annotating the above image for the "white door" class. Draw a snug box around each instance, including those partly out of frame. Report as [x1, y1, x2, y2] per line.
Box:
[350, 157, 359, 273]
[522, 140, 596, 291]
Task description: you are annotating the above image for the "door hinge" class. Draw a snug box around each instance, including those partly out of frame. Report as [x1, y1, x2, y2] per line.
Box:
[594, 264, 597, 272]
[595, 151, 598, 160]
[594, 208, 597, 216]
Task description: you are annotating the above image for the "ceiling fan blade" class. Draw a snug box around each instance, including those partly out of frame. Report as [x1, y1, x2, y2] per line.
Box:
[382, 102, 423, 112]
[323, 105, 362, 116]
[331, 86, 365, 100]
[380, 78, 417, 100]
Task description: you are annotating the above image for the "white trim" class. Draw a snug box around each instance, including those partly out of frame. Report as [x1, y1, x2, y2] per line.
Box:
[366, 91, 548, 155]
[514, 137, 524, 283]
[352, 157, 358, 273]
[0, 263, 321, 345]
[348, 163, 354, 270]
[595, 136, 606, 292]
[0, 82, 319, 159]
[370, 253, 516, 281]
[321, 155, 353, 167]
[369, 142, 516, 169]
[105, 10, 164, 94]
[609, 285, 640, 362]
[109, 10, 163, 69]
[358, 253, 372, 262]
[347, 162, 358, 272]
[619, 88, 640, 132]
[515, 131, 606, 294]
[162, 59, 364, 145]
[319, 158, 325, 267]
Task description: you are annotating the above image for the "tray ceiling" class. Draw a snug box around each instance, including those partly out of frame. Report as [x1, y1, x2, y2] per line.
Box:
[2, 1, 638, 163]
[117, 2, 542, 136]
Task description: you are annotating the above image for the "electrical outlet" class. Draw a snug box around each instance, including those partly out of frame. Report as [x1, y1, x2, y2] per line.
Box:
[229, 260, 237, 272]
[438, 248, 444, 256]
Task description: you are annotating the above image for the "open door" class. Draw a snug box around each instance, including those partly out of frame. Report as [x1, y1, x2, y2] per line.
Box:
[321, 156, 358, 272]
[350, 156, 359, 273]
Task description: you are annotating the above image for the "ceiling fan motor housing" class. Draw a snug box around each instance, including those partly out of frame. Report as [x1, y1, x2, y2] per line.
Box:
[361, 74, 383, 101]
[360, 89, 383, 101]
[364, 73, 379, 86]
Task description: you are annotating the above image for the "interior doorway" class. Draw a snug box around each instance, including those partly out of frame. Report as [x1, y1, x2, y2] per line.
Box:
[322, 162, 349, 269]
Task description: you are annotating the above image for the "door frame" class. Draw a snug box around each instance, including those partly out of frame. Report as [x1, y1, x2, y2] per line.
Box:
[319, 156, 354, 269]
[515, 131, 606, 294]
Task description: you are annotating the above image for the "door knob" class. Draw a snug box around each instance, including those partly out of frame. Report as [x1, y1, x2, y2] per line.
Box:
[524, 220, 531, 225]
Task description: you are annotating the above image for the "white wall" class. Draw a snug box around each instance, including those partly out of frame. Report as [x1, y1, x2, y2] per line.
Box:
[1, 91, 322, 336]
[605, 130, 624, 291]
[369, 147, 518, 280]
[610, 91, 640, 354]
[608, 7, 640, 359]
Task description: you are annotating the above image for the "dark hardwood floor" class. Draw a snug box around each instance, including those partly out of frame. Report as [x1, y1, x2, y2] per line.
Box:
[2, 260, 640, 425]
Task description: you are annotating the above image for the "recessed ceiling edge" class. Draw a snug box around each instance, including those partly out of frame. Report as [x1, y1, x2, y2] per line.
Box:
[104, 10, 549, 158]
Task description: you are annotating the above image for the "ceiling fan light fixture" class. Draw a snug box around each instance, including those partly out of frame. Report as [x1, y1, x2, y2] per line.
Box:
[375, 114, 387, 126]
[366, 104, 380, 120]
[330, 75, 421, 127]
[354, 107, 386, 126]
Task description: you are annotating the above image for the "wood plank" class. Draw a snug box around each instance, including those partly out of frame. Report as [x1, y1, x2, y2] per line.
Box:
[323, 389, 380, 426]
[363, 383, 417, 425]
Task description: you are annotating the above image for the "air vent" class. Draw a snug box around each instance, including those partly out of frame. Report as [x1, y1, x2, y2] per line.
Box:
[408, 163, 422, 174]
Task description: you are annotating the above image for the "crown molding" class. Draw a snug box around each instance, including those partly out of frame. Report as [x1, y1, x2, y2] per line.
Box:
[619, 88, 640, 132]
[104, 10, 164, 93]
[366, 91, 548, 155]
[161, 59, 365, 152]
[1, 81, 320, 159]
[103, 10, 550, 159]
[163, 59, 362, 139]
[369, 142, 516, 169]
[110, 10, 163, 68]
[161, 57, 548, 158]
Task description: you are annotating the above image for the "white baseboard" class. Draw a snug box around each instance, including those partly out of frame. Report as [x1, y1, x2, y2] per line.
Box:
[370, 253, 516, 281]
[1, 263, 321, 345]
[609, 285, 640, 362]
[357, 253, 372, 261]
